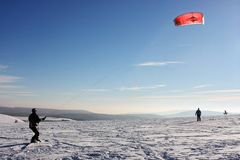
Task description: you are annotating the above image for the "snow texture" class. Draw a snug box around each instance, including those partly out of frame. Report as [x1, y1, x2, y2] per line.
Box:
[0, 115, 240, 160]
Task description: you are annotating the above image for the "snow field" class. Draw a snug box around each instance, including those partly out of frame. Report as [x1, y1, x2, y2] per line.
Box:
[0, 115, 240, 159]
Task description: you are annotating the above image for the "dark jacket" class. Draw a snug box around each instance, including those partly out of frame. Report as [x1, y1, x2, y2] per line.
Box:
[28, 113, 41, 128]
[195, 110, 201, 116]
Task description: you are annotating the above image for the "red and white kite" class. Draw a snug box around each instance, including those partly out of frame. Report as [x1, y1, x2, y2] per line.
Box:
[174, 12, 204, 26]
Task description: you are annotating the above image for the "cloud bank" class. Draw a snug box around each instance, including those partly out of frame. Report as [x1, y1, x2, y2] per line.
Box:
[136, 61, 184, 67]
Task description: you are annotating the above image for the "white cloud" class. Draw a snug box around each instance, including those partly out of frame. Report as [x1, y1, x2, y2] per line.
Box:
[0, 91, 36, 97]
[0, 85, 23, 89]
[136, 95, 195, 100]
[58, 92, 78, 96]
[194, 89, 240, 94]
[13, 91, 36, 97]
[168, 90, 184, 93]
[0, 65, 8, 71]
[118, 84, 166, 91]
[80, 89, 110, 92]
[137, 88, 240, 103]
[136, 61, 184, 67]
[0, 75, 21, 83]
[0, 69, 34, 97]
[192, 84, 212, 89]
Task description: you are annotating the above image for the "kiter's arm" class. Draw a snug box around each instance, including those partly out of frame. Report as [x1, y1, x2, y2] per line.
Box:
[41, 116, 46, 121]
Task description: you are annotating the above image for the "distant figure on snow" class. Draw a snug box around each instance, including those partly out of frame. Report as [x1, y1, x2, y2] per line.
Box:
[224, 110, 228, 116]
[28, 108, 46, 143]
[195, 108, 201, 122]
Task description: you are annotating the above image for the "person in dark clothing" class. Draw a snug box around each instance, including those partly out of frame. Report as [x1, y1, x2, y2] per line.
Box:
[195, 108, 201, 122]
[28, 108, 46, 143]
[224, 110, 228, 116]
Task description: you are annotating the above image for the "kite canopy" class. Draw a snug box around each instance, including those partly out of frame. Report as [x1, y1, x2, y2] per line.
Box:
[174, 12, 204, 26]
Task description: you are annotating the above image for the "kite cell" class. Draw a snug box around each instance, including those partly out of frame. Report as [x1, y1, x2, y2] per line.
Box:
[174, 12, 204, 26]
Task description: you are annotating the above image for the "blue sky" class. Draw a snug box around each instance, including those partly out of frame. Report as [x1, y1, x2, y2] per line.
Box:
[0, 0, 240, 113]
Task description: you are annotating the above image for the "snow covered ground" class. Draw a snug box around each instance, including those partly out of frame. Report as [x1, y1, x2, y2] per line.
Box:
[1, 115, 240, 160]
[0, 114, 24, 124]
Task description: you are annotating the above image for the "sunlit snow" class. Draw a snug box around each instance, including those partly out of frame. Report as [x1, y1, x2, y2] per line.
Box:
[1, 115, 240, 159]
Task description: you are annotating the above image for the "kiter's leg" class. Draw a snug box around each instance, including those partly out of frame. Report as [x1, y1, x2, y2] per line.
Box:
[30, 127, 39, 142]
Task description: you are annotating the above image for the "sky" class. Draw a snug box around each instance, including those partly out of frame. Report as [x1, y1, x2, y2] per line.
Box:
[0, 0, 240, 114]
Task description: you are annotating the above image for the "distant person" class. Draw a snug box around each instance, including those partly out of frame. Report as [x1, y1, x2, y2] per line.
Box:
[224, 110, 228, 116]
[195, 108, 201, 122]
[28, 108, 46, 143]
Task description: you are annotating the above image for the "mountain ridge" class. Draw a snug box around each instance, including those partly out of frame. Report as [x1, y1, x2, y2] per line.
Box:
[0, 106, 161, 121]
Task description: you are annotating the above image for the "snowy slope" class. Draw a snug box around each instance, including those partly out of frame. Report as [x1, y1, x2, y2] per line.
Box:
[0, 115, 240, 159]
[0, 114, 24, 124]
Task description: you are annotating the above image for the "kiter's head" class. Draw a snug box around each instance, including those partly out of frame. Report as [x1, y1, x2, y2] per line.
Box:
[32, 108, 37, 113]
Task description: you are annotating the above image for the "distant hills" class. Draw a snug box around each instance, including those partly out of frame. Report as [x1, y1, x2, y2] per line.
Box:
[0, 106, 161, 121]
[1, 106, 233, 121]
[158, 110, 226, 118]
